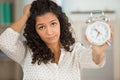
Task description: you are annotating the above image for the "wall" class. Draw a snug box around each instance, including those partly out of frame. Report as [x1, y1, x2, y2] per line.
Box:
[63, 0, 120, 80]
[69, 13, 117, 80]
[63, 0, 120, 18]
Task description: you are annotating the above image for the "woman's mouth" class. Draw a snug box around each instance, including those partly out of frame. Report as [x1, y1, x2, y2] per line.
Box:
[47, 36, 57, 40]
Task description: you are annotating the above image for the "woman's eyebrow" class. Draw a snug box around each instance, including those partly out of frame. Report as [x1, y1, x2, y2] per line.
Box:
[36, 23, 45, 27]
[36, 19, 57, 27]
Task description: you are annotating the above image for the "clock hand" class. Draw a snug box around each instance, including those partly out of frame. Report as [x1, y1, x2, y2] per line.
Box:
[94, 28, 100, 33]
[94, 28, 101, 39]
[95, 31, 98, 39]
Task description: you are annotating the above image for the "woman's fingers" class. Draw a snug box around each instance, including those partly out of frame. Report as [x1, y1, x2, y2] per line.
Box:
[23, 4, 31, 17]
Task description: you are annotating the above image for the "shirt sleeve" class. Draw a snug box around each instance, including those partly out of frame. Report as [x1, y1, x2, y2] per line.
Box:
[74, 42, 105, 69]
[0, 27, 26, 64]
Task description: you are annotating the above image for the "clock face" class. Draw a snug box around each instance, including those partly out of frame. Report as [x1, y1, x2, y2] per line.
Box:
[86, 21, 111, 45]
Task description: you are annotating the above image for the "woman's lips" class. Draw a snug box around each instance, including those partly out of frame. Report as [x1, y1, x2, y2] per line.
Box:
[47, 36, 56, 40]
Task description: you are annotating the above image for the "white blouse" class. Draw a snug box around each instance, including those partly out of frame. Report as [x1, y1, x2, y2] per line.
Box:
[0, 28, 105, 80]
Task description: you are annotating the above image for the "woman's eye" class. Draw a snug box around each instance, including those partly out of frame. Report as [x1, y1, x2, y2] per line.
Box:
[38, 26, 45, 30]
[51, 22, 57, 26]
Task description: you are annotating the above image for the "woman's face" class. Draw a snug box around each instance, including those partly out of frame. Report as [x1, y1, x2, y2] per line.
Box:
[35, 12, 60, 45]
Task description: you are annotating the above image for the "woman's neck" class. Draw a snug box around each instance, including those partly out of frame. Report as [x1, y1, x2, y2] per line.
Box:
[47, 42, 62, 64]
[47, 42, 61, 54]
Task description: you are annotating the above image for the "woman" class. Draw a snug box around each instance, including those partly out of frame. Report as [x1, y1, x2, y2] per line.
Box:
[0, 0, 111, 80]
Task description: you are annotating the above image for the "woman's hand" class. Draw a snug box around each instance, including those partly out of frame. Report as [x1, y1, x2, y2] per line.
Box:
[10, 4, 31, 33]
[84, 26, 113, 64]
[23, 4, 31, 18]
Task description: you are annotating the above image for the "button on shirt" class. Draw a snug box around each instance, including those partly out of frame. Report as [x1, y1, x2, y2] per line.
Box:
[0, 28, 105, 80]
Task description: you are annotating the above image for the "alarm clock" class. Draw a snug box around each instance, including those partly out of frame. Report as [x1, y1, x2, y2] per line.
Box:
[85, 11, 111, 46]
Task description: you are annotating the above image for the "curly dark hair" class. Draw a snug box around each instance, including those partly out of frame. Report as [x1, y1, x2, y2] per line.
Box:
[23, 0, 75, 65]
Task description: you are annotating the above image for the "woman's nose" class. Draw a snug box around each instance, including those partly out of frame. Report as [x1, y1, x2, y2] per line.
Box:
[46, 27, 53, 35]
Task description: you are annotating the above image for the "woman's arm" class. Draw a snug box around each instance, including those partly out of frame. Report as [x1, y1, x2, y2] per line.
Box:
[11, 4, 31, 33]
[92, 44, 107, 64]
[0, 4, 31, 64]
[74, 42, 106, 69]
[81, 30, 113, 67]
[92, 27, 113, 64]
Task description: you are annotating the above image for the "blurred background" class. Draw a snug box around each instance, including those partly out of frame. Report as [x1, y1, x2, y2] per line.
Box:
[0, 0, 120, 80]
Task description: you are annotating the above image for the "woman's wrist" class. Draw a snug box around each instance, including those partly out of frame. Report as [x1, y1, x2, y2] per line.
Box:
[92, 48, 105, 64]
[22, 14, 29, 21]
[10, 14, 29, 33]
